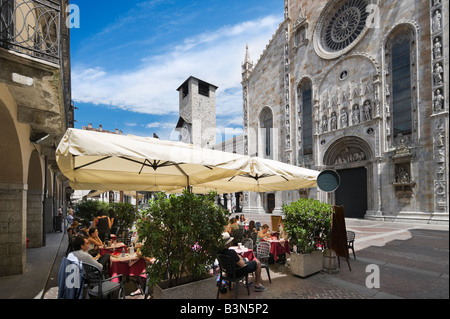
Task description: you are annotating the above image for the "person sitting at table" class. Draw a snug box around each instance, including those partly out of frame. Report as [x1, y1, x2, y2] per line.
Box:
[278, 220, 289, 240]
[229, 217, 239, 233]
[257, 224, 271, 244]
[126, 241, 156, 297]
[219, 232, 266, 292]
[68, 236, 110, 271]
[87, 227, 104, 257]
[67, 220, 79, 236]
[239, 214, 248, 224]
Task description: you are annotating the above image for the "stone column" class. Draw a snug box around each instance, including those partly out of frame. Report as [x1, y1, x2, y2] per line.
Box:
[0, 182, 27, 277]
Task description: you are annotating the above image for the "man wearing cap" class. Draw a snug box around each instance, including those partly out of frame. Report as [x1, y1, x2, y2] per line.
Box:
[219, 232, 266, 292]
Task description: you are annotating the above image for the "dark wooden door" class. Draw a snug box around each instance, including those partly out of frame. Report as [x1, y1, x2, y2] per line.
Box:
[335, 167, 367, 218]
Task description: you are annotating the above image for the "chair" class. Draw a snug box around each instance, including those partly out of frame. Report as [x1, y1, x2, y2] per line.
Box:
[231, 228, 244, 246]
[256, 242, 272, 283]
[83, 263, 125, 299]
[347, 231, 356, 259]
[216, 254, 250, 299]
[65, 234, 74, 256]
[250, 232, 258, 250]
[58, 257, 85, 299]
[241, 238, 253, 250]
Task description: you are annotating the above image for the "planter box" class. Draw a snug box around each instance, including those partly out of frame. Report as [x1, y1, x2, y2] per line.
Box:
[153, 275, 217, 299]
[289, 250, 323, 278]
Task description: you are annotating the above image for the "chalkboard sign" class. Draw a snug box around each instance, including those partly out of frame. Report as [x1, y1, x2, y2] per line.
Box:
[317, 170, 340, 192]
[330, 205, 351, 272]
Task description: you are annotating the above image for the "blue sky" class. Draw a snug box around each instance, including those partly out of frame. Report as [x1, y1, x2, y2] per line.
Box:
[70, 0, 284, 142]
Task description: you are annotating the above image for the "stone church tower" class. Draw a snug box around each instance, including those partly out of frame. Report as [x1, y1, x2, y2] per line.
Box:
[241, 0, 449, 224]
[176, 76, 218, 148]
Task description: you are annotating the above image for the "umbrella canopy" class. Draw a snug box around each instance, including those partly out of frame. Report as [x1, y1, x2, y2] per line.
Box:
[170, 156, 320, 194]
[56, 128, 251, 192]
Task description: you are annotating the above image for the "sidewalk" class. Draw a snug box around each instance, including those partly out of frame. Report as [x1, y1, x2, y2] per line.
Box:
[0, 218, 448, 299]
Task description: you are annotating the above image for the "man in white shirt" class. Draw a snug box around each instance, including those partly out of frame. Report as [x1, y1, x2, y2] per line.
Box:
[68, 236, 109, 270]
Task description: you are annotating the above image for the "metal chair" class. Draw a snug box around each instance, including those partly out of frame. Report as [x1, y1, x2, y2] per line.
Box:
[256, 242, 272, 283]
[250, 232, 258, 250]
[216, 254, 250, 299]
[347, 231, 356, 259]
[242, 238, 253, 250]
[83, 263, 125, 299]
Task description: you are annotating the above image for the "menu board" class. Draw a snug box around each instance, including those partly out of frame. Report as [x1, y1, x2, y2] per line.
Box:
[330, 205, 351, 271]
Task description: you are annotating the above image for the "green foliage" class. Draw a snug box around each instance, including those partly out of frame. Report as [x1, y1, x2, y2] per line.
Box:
[109, 202, 137, 230]
[137, 190, 230, 288]
[282, 198, 332, 254]
[74, 200, 137, 230]
[74, 199, 109, 225]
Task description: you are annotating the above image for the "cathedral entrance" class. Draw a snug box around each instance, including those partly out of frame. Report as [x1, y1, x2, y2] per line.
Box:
[335, 167, 367, 218]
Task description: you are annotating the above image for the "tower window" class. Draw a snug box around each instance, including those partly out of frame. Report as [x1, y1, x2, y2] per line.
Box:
[198, 81, 210, 97]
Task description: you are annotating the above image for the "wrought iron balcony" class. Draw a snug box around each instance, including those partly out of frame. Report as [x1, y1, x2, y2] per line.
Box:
[0, 0, 61, 64]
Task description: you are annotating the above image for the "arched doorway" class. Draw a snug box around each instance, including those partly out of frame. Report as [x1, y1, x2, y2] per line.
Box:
[0, 99, 25, 276]
[323, 136, 373, 218]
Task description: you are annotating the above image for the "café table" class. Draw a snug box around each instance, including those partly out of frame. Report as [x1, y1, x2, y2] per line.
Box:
[263, 237, 290, 262]
[100, 242, 127, 256]
[109, 252, 147, 283]
[229, 246, 256, 261]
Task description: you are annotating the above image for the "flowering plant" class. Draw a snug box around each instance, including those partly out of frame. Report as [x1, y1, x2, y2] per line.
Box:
[137, 190, 229, 288]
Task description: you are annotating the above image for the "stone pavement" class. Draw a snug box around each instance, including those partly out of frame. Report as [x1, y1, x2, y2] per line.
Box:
[0, 218, 448, 300]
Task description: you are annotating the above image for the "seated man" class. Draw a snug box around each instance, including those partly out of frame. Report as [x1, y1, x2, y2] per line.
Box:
[219, 232, 266, 292]
[68, 235, 110, 271]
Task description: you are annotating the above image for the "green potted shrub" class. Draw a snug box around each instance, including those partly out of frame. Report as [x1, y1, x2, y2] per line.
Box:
[136, 190, 229, 298]
[109, 202, 137, 233]
[282, 198, 332, 277]
[74, 199, 109, 226]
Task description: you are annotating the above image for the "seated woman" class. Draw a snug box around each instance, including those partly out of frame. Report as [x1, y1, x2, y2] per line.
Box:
[257, 224, 271, 244]
[87, 227, 104, 257]
[67, 220, 80, 236]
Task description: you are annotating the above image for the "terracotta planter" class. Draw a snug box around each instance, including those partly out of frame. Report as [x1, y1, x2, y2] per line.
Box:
[289, 250, 323, 278]
[153, 275, 217, 299]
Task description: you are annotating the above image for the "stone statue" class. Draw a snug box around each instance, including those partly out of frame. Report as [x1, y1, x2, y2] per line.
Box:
[432, 10, 442, 32]
[434, 63, 443, 86]
[433, 37, 442, 59]
[362, 100, 372, 121]
[434, 89, 444, 111]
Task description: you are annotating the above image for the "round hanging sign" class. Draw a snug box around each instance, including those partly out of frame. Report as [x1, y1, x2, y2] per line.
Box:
[317, 170, 341, 192]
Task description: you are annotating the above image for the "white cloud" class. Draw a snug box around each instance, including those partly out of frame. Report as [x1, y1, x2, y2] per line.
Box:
[72, 14, 282, 118]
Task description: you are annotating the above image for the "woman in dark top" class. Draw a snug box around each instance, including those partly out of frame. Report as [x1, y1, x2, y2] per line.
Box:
[93, 210, 112, 242]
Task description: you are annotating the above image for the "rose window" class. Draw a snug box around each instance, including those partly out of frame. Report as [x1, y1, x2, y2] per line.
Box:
[314, 0, 370, 59]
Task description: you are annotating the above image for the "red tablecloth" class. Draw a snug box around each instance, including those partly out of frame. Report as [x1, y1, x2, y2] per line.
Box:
[230, 247, 256, 261]
[109, 256, 146, 283]
[265, 239, 290, 261]
[100, 243, 126, 256]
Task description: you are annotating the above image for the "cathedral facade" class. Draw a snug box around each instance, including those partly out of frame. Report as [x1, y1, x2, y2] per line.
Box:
[241, 0, 449, 223]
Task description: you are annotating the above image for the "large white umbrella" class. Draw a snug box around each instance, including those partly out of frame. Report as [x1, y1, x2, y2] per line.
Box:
[56, 128, 251, 192]
[169, 156, 320, 194]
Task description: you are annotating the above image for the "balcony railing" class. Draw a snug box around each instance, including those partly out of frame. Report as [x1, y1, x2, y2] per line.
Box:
[0, 0, 61, 64]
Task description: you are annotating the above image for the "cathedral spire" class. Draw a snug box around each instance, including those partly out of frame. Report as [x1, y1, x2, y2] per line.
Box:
[242, 43, 253, 80]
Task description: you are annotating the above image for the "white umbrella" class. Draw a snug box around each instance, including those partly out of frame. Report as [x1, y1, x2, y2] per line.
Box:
[170, 156, 320, 194]
[56, 128, 251, 192]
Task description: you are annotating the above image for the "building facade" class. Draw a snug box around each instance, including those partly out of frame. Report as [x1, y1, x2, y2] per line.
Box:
[0, 0, 73, 276]
[241, 0, 448, 223]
